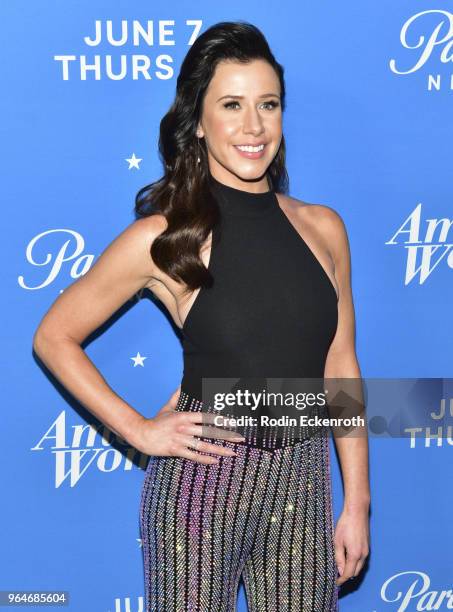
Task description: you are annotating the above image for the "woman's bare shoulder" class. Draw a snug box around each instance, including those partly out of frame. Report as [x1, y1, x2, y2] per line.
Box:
[130, 213, 168, 241]
[123, 212, 167, 254]
[278, 192, 345, 229]
[277, 192, 341, 222]
[276, 193, 349, 262]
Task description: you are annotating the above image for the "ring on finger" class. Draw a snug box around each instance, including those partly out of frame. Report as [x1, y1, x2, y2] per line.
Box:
[190, 437, 200, 451]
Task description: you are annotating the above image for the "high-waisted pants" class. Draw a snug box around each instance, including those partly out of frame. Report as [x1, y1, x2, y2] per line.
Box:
[139, 390, 340, 611]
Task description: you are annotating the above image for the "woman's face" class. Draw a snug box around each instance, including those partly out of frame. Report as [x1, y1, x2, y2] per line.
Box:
[197, 59, 283, 189]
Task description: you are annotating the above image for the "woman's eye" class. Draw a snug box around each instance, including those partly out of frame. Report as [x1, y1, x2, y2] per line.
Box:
[223, 101, 240, 110]
[223, 100, 280, 110]
[262, 100, 280, 110]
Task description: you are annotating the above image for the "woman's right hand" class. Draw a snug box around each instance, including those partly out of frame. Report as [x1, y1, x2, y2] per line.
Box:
[135, 386, 246, 464]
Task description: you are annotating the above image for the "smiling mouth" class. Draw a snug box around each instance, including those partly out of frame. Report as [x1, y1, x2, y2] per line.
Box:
[234, 144, 266, 153]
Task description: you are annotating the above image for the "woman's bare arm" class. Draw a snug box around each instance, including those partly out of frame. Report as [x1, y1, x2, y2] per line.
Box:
[34, 213, 244, 463]
[33, 215, 166, 448]
[319, 205, 370, 586]
[322, 206, 370, 509]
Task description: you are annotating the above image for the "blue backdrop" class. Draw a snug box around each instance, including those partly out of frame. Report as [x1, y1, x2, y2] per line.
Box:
[3, 1, 452, 610]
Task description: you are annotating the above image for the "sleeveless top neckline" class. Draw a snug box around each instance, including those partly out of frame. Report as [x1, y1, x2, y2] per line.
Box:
[208, 172, 278, 218]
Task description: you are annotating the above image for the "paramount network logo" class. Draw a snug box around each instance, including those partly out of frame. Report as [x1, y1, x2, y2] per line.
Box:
[380, 571, 453, 611]
[31, 410, 147, 488]
[18, 229, 95, 290]
[389, 9, 453, 90]
[385, 203, 453, 285]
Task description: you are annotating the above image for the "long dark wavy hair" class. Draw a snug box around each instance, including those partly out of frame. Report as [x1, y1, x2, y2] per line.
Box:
[134, 21, 289, 295]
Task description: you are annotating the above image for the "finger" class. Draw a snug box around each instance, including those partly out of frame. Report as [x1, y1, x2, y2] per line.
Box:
[186, 411, 245, 438]
[159, 402, 175, 414]
[159, 405, 173, 414]
[186, 411, 228, 425]
[338, 558, 357, 585]
[336, 571, 353, 586]
[182, 436, 237, 457]
[350, 556, 366, 578]
[183, 423, 246, 442]
[336, 570, 354, 586]
[334, 543, 346, 583]
[158, 386, 182, 415]
[163, 385, 181, 411]
[177, 447, 220, 465]
[169, 385, 181, 406]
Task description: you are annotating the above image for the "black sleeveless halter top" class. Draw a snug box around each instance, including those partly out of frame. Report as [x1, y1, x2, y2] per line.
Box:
[180, 172, 339, 402]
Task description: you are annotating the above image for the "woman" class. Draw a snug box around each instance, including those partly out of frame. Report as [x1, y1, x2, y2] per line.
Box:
[33, 21, 370, 612]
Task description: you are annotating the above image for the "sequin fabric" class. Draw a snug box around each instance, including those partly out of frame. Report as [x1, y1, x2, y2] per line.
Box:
[140, 389, 340, 611]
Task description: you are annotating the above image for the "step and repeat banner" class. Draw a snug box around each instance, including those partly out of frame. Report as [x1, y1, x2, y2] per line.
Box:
[2, 1, 452, 610]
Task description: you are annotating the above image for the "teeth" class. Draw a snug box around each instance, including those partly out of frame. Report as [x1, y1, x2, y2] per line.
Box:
[236, 144, 265, 152]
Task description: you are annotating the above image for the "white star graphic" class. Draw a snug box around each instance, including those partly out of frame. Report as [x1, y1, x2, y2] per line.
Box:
[125, 153, 142, 169]
[131, 352, 147, 367]
[137, 537, 142, 548]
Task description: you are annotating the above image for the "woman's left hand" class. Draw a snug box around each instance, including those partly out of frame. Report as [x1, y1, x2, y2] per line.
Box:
[334, 505, 370, 586]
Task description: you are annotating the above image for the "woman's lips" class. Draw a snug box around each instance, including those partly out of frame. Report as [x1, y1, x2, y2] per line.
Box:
[233, 144, 266, 159]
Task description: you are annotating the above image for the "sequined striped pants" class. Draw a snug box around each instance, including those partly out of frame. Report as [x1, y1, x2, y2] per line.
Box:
[140, 390, 340, 611]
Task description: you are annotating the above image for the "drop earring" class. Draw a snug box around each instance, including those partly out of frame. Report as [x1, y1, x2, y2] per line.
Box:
[196, 137, 201, 164]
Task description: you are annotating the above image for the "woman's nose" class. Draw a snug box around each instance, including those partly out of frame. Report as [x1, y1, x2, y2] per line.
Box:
[242, 107, 265, 136]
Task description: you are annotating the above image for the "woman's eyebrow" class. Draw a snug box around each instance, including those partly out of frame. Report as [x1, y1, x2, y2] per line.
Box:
[216, 93, 281, 102]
